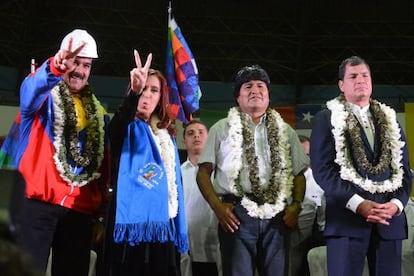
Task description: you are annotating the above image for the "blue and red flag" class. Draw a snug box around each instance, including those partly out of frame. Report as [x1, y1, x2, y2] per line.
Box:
[165, 13, 201, 124]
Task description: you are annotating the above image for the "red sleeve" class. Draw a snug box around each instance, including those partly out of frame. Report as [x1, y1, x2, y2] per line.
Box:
[48, 57, 65, 76]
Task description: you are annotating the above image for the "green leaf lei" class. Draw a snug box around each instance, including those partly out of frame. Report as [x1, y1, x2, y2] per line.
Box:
[327, 94, 404, 193]
[240, 109, 285, 205]
[226, 107, 294, 218]
[342, 94, 391, 174]
[51, 80, 105, 187]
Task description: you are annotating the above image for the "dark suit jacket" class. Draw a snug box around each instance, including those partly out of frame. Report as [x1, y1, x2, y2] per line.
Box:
[310, 109, 412, 240]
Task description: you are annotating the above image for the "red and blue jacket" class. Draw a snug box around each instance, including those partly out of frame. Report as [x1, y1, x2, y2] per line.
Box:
[2, 57, 110, 216]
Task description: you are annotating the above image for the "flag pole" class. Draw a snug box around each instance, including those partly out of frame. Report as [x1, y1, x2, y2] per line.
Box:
[168, 1, 172, 22]
[31, 58, 36, 73]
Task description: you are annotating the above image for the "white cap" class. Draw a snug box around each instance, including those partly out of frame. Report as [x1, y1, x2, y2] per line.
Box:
[60, 29, 98, 58]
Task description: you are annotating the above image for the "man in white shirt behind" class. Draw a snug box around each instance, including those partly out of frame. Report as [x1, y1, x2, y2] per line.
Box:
[181, 120, 221, 276]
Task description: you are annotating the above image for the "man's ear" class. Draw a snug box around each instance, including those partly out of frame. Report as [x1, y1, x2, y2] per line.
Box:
[338, 80, 344, 92]
[236, 96, 241, 106]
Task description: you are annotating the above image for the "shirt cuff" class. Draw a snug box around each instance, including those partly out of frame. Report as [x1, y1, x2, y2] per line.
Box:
[346, 194, 365, 213]
[49, 57, 65, 76]
[390, 198, 404, 215]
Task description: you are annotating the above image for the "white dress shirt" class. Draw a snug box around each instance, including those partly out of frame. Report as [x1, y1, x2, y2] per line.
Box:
[181, 159, 219, 263]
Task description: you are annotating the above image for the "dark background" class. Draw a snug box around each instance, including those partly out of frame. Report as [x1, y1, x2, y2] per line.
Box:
[2, 0, 414, 88]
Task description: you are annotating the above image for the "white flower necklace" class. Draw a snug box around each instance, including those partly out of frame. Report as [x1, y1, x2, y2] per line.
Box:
[150, 118, 178, 218]
[327, 95, 405, 193]
[226, 107, 293, 219]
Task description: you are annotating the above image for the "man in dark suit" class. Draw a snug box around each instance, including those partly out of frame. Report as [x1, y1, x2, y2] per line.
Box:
[310, 56, 412, 276]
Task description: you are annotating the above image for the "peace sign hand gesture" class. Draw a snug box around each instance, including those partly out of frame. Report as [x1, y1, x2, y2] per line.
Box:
[53, 37, 86, 72]
[130, 50, 152, 94]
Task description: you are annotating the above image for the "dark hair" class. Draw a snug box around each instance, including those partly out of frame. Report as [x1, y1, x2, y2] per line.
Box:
[298, 135, 310, 143]
[338, 56, 370, 80]
[233, 65, 271, 103]
[182, 120, 208, 137]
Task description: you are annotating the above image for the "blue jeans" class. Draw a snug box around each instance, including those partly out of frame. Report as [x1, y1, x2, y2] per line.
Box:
[219, 204, 287, 276]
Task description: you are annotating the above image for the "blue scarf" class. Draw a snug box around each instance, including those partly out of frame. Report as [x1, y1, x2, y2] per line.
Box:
[114, 119, 188, 253]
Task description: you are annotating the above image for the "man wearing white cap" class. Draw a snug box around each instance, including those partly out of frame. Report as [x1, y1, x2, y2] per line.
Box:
[12, 29, 110, 275]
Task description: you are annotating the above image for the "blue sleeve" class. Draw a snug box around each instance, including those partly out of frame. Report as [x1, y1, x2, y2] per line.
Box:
[19, 58, 62, 118]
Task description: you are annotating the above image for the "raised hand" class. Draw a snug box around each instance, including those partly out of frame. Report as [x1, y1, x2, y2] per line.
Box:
[130, 49, 152, 94]
[53, 37, 86, 72]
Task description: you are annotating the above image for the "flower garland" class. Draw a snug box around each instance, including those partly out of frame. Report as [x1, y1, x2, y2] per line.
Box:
[327, 95, 405, 193]
[226, 107, 294, 219]
[150, 117, 178, 218]
[51, 80, 105, 187]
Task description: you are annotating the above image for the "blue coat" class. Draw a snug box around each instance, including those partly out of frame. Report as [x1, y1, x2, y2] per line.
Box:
[310, 109, 412, 240]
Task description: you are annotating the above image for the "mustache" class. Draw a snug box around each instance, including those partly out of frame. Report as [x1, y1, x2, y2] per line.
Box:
[69, 72, 85, 80]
